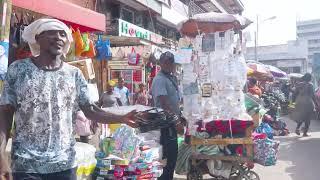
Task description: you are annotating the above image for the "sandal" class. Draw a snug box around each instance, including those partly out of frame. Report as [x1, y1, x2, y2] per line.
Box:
[303, 133, 310, 137]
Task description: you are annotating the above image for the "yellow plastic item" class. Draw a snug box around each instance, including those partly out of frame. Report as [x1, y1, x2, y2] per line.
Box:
[77, 164, 96, 176]
[109, 124, 121, 133]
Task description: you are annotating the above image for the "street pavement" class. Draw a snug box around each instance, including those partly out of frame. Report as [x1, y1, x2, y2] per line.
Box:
[174, 116, 320, 180]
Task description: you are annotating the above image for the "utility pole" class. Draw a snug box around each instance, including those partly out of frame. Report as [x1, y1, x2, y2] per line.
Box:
[255, 15, 259, 61]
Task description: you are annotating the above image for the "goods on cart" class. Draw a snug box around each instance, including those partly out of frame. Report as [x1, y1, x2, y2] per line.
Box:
[134, 108, 179, 133]
[94, 125, 164, 179]
[175, 12, 264, 180]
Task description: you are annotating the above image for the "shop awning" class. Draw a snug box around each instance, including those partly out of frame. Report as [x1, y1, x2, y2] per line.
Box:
[12, 0, 106, 32]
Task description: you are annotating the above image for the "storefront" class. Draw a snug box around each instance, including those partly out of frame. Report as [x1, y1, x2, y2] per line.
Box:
[107, 19, 164, 94]
[0, 0, 106, 97]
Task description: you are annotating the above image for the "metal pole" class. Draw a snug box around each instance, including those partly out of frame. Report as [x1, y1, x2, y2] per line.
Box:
[254, 31, 257, 61]
[256, 15, 259, 62]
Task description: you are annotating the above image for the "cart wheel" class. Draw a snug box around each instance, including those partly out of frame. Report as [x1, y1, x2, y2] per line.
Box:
[237, 170, 260, 180]
[187, 167, 203, 180]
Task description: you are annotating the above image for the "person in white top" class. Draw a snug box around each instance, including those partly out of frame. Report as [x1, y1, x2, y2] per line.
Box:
[114, 77, 130, 106]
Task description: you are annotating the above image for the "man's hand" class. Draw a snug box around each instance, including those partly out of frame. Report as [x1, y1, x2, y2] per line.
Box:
[121, 110, 138, 128]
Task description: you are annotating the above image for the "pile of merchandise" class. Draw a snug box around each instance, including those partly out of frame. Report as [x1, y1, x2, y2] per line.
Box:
[260, 91, 290, 136]
[179, 30, 252, 136]
[174, 27, 259, 179]
[252, 131, 280, 166]
[261, 91, 287, 119]
[94, 125, 164, 179]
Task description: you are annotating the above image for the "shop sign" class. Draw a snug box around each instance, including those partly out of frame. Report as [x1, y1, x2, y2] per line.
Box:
[119, 19, 163, 44]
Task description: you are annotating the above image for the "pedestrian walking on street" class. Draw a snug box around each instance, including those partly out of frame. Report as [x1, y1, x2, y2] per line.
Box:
[151, 51, 180, 180]
[291, 73, 317, 137]
[0, 18, 137, 180]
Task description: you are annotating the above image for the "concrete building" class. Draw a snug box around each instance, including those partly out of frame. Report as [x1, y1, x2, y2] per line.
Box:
[297, 19, 320, 69]
[245, 40, 309, 74]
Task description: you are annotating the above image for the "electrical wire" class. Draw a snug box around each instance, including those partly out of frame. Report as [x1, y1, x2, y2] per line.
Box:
[145, 0, 156, 32]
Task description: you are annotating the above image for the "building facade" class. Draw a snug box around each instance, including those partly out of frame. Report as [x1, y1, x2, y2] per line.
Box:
[297, 19, 320, 70]
[245, 40, 309, 74]
[95, 0, 244, 92]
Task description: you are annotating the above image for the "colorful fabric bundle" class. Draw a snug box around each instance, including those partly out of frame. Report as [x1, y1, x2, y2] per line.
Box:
[253, 138, 280, 166]
[255, 122, 274, 139]
[196, 120, 253, 136]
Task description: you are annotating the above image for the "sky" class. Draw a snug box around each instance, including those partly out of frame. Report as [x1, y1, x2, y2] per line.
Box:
[242, 0, 320, 46]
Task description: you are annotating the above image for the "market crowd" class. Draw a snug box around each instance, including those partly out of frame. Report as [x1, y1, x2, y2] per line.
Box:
[1, 18, 320, 180]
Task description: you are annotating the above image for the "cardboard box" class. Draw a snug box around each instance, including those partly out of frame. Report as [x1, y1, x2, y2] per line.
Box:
[67, 58, 95, 80]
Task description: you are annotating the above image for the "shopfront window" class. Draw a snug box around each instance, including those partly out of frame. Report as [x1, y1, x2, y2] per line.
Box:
[121, 8, 134, 23]
[109, 69, 143, 94]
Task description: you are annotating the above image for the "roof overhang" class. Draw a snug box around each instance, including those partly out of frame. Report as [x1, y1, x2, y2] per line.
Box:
[12, 0, 106, 31]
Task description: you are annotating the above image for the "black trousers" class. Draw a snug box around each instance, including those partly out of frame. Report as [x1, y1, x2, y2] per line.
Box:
[159, 127, 178, 180]
[296, 118, 311, 134]
[13, 168, 77, 180]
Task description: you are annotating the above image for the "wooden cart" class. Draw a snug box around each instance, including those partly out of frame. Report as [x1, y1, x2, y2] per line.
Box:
[187, 121, 260, 180]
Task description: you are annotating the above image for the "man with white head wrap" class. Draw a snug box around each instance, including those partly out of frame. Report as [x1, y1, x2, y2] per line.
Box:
[0, 19, 137, 180]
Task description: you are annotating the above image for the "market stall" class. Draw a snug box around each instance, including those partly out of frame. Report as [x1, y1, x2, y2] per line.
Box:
[90, 105, 180, 179]
[173, 12, 279, 180]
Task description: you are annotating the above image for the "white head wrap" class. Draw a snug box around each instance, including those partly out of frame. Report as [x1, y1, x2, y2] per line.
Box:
[22, 18, 73, 57]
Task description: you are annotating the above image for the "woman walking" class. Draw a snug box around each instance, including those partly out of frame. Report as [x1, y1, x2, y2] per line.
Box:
[292, 73, 317, 136]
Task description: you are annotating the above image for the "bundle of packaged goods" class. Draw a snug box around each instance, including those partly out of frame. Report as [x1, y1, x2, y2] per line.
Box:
[178, 31, 252, 137]
[94, 125, 164, 180]
[74, 142, 97, 179]
[175, 29, 278, 178]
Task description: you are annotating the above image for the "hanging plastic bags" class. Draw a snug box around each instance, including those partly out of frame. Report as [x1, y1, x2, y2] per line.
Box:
[82, 33, 90, 52]
[73, 28, 85, 57]
[128, 47, 140, 65]
[81, 39, 96, 58]
[95, 34, 112, 61]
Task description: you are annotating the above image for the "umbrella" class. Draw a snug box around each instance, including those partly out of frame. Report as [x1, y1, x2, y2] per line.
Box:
[288, 73, 303, 79]
[265, 65, 287, 78]
[177, 12, 252, 37]
[247, 62, 273, 81]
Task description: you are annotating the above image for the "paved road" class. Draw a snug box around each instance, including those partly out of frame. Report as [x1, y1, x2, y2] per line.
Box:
[174, 117, 320, 180]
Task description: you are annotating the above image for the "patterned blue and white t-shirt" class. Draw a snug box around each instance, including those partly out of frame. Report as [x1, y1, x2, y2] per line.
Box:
[0, 58, 92, 173]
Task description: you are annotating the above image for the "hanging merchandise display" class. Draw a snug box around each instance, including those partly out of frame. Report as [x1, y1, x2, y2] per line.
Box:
[173, 12, 273, 179]
[73, 28, 85, 57]
[127, 47, 140, 65]
[81, 33, 90, 52]
[179, 30, 252, 137]
[81, 39, 96, 58]
[95, 35, 112, 61]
